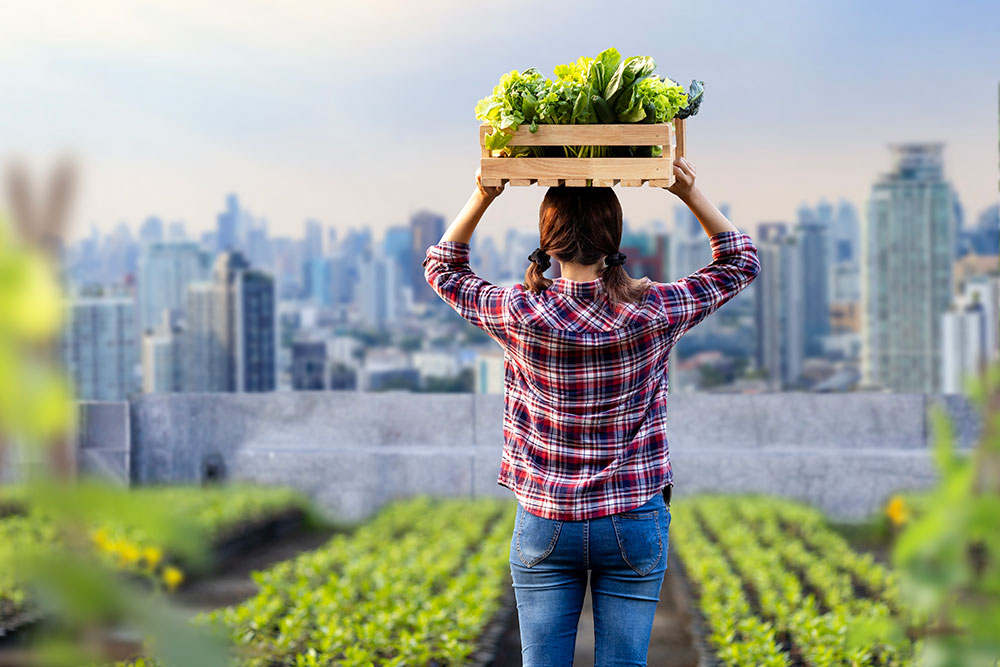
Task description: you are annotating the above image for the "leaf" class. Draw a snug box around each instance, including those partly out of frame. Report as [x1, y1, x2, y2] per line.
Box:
[676, 79, 705, 119]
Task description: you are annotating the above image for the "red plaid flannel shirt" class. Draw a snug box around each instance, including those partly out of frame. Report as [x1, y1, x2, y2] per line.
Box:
[423, 230, 761, 520]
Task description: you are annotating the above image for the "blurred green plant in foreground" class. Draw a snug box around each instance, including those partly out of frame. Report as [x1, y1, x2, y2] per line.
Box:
[845, 361, 1000, 666]
[0, 201, 232, 665]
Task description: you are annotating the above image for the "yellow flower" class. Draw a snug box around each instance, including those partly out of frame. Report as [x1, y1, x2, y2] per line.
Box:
[162, 566, 184, 592]
[118, 541, 141, 566]
[886, 495, 908, 526]
[91, 528, 111, 551]
[143, 546, 163, 569]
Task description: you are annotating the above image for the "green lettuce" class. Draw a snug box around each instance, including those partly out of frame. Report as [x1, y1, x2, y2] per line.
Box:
[474, 48, 703, 158]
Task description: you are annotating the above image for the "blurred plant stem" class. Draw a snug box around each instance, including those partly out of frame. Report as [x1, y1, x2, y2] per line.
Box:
[847, 361, 1000, 666]
[1, 162, 232, 667]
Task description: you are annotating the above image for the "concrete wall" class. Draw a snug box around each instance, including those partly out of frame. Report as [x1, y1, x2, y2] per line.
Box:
[76, 391, 982, 523]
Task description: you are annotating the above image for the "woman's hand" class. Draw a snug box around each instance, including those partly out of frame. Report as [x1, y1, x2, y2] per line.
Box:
[475, 166, 505, 202]
[663, 156, 697, 200]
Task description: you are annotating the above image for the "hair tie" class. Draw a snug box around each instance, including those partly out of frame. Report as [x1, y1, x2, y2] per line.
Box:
[604, 251, 627, 267]
[528, 248, 551, 271]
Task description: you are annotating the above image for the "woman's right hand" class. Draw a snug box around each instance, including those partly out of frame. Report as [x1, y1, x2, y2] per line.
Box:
[664, 156, 697, 199]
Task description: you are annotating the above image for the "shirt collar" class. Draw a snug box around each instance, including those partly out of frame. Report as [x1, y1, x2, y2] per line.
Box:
[549, 276, 606, 298]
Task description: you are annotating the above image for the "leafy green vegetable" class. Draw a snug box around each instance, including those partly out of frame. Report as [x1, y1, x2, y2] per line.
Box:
[474, 48, 702, 158]
[675, 79, 705, 120]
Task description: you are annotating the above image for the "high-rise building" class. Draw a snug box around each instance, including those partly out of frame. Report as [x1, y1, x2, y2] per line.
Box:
[137, 241, 212, 336]
[182, 282, 228, 392]
[358, 249, 399, 328]
[182, 251, 276, 393]
[671, 203, 731, 282]
[830, 200, 862, 307]
[141, 309, 185, 393]
[862, 144, 956, 392]
[304, 219, 324, 259]
[796, 205, 831, 357]
[962, 275, 1000, 362]
[410, 210, 445, 304]
[754, 223, 804, 391]
[941, 301, 987, 394]
[139, 216, 164, 247]
[383, 226, 412, 282]
[305, 258, 333, 307]
[940, 274, 1000, 395]
[301, 219, 325, 299]
[216, 194, 253, 255]
[167, 221, 187, 242]
[59, 296, 139, 400]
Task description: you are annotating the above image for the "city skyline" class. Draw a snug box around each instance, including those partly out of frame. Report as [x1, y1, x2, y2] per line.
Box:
[1, 1, 997, 244]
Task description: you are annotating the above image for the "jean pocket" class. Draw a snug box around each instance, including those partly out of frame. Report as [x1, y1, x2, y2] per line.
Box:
[515, 504, 562, 568]
[611, 509, 663, 576]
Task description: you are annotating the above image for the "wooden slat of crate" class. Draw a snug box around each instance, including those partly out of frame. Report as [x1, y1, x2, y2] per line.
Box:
[481, 157, 672, 183]
[480, 123, 672, 147]
[648, 177, 675, 187]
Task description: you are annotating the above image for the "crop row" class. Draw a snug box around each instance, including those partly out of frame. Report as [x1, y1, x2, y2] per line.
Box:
[0, 483, 312, 632]
[730, 497, 903, 614]
[672, 495, 925, 667]
[194, 495, 516, 667]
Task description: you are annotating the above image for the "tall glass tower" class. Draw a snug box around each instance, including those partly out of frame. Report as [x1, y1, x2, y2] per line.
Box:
[862, 144, 955, 392]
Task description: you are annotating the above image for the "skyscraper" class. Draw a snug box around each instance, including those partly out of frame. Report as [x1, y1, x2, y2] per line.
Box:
[830, 200, 862, 305]
[358, 248, 399, 328]
[142, 309, 185, 393]
[796, 205, 831, 357]
[182, 252, 276, 392]
[941, 301, 987, 394]
[216, 194, 254, 255]
[60, 296, 139, 400]
[410, 210, 445, 304]
[862, 144, 956, 392]
[139, 216, 164, 247]
[754, 223, 804, 391]
[137, 241, 212, 336]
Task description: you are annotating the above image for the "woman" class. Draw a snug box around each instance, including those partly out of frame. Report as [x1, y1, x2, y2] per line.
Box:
[422, 157, 761, 666]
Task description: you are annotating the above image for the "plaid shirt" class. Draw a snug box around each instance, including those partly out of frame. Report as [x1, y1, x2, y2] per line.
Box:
[423, 230, 761, 520]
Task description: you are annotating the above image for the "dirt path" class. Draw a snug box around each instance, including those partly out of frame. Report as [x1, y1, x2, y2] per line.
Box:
[171, 525, 339, 614]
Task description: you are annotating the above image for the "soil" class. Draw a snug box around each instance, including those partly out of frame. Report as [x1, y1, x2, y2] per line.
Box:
[171, 524, 340, 614]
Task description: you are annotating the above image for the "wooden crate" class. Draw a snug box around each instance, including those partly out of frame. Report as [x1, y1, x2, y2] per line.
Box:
[480, 118, 686, 188]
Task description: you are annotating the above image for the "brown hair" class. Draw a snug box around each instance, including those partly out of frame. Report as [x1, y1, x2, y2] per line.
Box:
[524, 186, 651, 305]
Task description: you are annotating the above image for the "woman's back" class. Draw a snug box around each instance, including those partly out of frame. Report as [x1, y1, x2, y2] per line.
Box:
[498, 228, 759, 520]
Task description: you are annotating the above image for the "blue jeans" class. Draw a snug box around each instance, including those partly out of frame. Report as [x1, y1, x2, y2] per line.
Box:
[508, 491, 671, 666]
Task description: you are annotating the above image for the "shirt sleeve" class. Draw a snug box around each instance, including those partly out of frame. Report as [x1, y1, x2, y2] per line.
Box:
[652, 230, 762, 340]
[422, 240, 513, 347]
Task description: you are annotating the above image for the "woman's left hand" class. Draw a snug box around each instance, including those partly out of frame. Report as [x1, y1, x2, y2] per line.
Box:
[476, 167, 504, 202]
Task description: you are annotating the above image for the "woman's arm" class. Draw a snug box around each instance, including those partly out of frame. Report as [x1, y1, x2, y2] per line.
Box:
[439, 168, 504, 244]
[654, 157, 761, 338]
[422, 169, 511, 346]
[665, 157, 738, 238]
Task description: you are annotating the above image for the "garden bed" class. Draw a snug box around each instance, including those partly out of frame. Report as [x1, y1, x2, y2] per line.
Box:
[670, 493, 916, 666]
[0, 484, 315, 644]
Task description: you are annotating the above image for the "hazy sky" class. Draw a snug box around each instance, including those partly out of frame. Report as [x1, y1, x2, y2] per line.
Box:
[1, 0, 997, 246]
